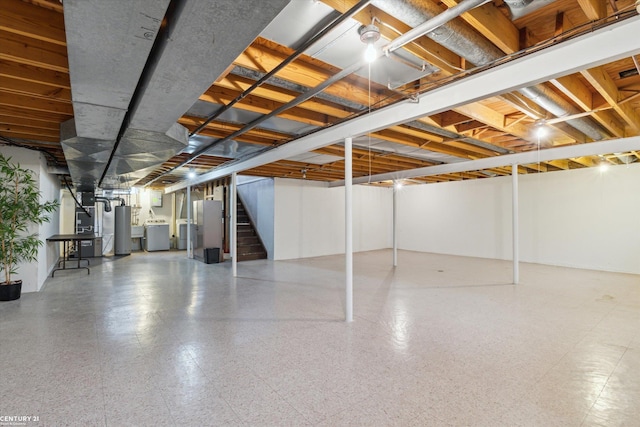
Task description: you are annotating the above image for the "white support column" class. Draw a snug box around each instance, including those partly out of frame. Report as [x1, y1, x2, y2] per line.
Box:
[186, 185, 192, 259]
[345, 136, 353, 322]
[512, 164, 519, 284]
[231, 172, 238, 277]
[392, 181, 398, 267]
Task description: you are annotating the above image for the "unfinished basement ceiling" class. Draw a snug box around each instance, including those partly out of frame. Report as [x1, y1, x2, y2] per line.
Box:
[1, 0, 640, 190]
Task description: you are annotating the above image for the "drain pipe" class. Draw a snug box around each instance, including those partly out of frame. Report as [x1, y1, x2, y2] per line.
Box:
[108, 197, 126, 207]
[94, 197, 112, 213]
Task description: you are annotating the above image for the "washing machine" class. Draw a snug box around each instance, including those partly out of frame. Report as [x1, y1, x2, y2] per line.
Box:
[144, 221, 170, 251]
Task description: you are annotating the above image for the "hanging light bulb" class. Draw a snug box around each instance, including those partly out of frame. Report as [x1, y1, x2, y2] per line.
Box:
[187, 167, 196, 179]
[358, 22, 380, 64]
[364, 43, 377, 63]
[534, 119, 548, 139]
[599, 160, 609, 172]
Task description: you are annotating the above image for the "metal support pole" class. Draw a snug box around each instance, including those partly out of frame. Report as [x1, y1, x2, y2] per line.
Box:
[393, 181, 398, 267]
[345, 137, 353, 322]
[186, 184, 192, 259]
[512, 164, 519, 284]
[231, 172, 238, 277]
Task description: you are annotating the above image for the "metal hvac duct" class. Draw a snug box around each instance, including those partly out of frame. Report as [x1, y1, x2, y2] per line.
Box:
[61, 0, 171, 192]
[370, 0, 609, 141]
[101, 0, 290, 188]
[62, 0, 290, 191]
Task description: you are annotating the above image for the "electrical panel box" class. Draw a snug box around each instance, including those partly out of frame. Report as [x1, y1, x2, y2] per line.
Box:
[81, 192, 95, 207]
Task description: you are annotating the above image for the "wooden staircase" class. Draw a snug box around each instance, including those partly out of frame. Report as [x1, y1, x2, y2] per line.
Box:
[237, 198, 267, 261]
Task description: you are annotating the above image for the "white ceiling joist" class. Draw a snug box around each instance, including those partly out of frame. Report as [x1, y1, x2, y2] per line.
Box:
[165, 17, 640, 194]
[330, 136, 640, 186]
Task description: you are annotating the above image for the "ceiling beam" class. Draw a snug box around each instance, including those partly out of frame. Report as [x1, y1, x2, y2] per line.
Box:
[439, 0, 519, 54]
[0, 31, 68, 73]
[0, 0, 66, 46]
[0, 75, 71, 101]
[333, 136, 640, 186]
[0, 91, 73, 115]
[235, 38, 385, 108]
[164, 16, 640, 193]
[0, 59, 70, 88]
[577, 0, 607, 20]
[582, 65, 640, 133]
[551, 73, 625, 137]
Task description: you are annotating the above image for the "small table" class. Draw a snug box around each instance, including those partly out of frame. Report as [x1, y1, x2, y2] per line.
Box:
[47, 234, 98, 277]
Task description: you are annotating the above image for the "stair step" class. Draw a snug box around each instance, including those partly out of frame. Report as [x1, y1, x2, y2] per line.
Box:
[238, 237, 260, 245]
[238, 252, 267, 261]
[239, 242, 263, 250]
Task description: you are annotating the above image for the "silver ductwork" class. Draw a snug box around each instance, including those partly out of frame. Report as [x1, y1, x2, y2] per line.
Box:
[503, 0, 534, 9]
[62, 0, 290, 191]
[61, 0, 171, 191]
[503, 0, 556, 20]
[516, 86, 606, 140]
[371, 0, 609, 141]
[372, 0, 504, 66]
[102, 0, 290, 186]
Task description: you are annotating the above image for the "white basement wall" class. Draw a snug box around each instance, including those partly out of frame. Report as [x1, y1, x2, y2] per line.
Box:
[273, 178, 391, 260]
[397, 162, 640, 275]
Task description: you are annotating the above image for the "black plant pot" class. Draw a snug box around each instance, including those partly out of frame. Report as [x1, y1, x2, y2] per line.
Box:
[0, 280, 22, 301]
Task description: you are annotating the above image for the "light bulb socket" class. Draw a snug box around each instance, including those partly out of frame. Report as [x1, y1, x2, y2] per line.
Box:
[358, 24, 380, 45]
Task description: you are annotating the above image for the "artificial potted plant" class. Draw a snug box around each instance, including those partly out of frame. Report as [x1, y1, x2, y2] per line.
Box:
[0, 153, 59, 301]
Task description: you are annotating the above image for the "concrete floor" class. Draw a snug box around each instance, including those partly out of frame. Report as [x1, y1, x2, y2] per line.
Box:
[1, 249, 639, 426]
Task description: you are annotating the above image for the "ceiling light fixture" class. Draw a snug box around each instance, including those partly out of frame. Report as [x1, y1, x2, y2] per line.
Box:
[358, 21, 380, 64]
[187, 168, 196, 179]
[534, 120, 548, 139]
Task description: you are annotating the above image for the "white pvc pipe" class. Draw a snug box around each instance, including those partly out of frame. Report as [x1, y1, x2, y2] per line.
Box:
[345, 136, 353, 322]
[393, 182, 398, 267]
[512, 164, 519, 284]
[186, 185, 192, 259]
[231, 172, 237, 277]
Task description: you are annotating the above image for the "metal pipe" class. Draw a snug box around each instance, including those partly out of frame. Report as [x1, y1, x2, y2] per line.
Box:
[373, 0, 608, 141]
[108, 197, 125, 206]
[338, 136, 640, 186]
[189, 0, 372, 137]
[94, 197, 112, 213]
[512, 164, 519, 285]
[187, 184, 192, 259]
[393, 181, 398, 267]
[231, 172, 238, 277]
[147, 58, 366, 186]
[163, 18, 640, 194]
[345, 136, 353, 322]
[383, 0, 490, 56]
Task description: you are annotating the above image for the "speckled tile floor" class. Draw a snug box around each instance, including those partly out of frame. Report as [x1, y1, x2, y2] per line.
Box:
[1, 249, 639, 426]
